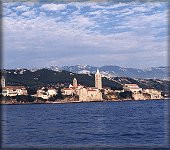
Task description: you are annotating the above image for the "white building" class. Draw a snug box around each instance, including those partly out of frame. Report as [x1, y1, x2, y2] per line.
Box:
[47, 88, 57, 97]
[36, 87, 57, 99]
[95, 69, 102, 89]
[123, 84, 142, 93]
[2, 86, 28, 96]
[36, 89, 47, 99]
[143, 89, 163, 99]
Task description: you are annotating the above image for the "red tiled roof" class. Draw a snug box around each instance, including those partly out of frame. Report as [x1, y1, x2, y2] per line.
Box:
[48, 88, 56, 90]
[63, 88, 72, 90]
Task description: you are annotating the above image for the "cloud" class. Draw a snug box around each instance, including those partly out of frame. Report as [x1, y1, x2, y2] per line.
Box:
[15, 5, 30, 11]
[21, 10, 36, 17]
[2, 2, 168, 69]
[40, 3, 67, 11]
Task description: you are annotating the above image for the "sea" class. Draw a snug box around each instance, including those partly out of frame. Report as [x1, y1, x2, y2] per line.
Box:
[1, 99, 169, 149]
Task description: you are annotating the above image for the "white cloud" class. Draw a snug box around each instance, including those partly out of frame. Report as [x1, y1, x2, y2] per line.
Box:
[41, 3, 67, 11]
[2, 2, 168, 68]
[21, 10, 36, 17]
[15, 5, 30, 11]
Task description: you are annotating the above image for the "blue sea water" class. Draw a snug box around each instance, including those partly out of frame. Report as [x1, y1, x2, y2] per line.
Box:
[1, 100, 169, 148]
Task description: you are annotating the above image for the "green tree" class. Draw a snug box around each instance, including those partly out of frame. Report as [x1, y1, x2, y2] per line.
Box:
[119, 91, 133, 99]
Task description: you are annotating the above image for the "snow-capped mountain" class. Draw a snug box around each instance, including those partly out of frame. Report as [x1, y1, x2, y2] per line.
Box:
[61, 65, 169, 80]
[3, 65, 169, 80]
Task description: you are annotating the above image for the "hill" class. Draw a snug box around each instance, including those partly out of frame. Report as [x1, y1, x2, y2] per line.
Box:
[2, 68, 169, 91]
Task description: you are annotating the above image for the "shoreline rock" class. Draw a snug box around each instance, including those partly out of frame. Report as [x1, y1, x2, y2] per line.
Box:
[0, 98, 166, 105]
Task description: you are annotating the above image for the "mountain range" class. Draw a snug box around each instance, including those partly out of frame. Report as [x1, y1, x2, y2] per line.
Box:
[27, 65, 169, 80]
[2, 67, 169, 92]
[61, 65, 169, 79]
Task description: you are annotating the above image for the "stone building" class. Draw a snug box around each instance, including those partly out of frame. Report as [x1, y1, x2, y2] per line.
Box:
[62, 72, 103, 101]
[79, 87, 102, 102]
[77, 69, 103, 101]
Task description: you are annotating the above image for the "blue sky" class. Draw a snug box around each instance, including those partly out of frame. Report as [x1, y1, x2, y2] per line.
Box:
[2, 1, 168, 69]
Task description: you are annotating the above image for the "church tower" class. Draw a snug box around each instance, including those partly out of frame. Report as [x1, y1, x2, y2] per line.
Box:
[73, 78, 77, 88]
[95, 69, 102, 89]
[1, 76, 5, 87]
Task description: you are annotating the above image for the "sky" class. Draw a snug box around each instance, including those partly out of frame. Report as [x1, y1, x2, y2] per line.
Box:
[2, 1, 168, 69]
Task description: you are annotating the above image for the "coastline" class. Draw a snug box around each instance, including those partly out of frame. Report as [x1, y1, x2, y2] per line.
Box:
[0, 98, 167, 105]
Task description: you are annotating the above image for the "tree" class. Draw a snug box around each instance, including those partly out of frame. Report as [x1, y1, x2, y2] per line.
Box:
[56, 87, 63, 99]
[16, 95, 27, 102]
[16, 95, 36, 102]
[27, 95, 36, 102]
[119, 91, 133, 99]
[27, 87, 37, 95]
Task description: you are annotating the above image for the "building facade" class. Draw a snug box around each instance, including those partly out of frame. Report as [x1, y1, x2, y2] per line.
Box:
[143, 89, 163, 99]
[79, 87, 102, 102]
[2, 86, 27, 96]
[123, 84, 142, 93]
[36, 87, 57, 99]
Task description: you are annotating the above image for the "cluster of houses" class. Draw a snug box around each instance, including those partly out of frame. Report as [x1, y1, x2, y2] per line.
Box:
[62, 69, 103, 101]
[122, 84, 162, 99]
[0, 69, 163, 101]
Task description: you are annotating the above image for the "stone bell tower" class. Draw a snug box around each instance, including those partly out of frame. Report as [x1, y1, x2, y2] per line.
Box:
[1, 75, 5, 87]
[73, 78, 77, 88]
[95, 69, 102, 89]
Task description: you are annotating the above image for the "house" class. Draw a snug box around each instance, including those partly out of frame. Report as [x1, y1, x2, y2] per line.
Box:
[36, 87, 57, 99]
[123, 84, 142, 93]
[143, 89, 163, 99]
[36, 88, 48, 99]
[62, 88, 74, 96]
[47, 88, 57, 97]
[2, 86, 27, 96]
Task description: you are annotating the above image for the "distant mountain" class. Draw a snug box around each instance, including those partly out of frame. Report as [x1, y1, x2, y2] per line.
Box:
[2, 68, 169, 91]
[3, 65, 169, 80]
[61, 65, 169, 80]
[2, 68, 122, 90]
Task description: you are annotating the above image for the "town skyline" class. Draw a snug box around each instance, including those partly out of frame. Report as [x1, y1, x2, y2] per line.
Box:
[2, 1, 168, 69]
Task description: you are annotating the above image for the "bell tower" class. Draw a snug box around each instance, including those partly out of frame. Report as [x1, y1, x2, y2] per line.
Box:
[95, 69, 102, 89]
[73, 78, 77, 88]
[1, 76, 5, 87]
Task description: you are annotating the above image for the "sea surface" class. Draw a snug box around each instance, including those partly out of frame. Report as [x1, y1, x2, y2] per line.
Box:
[1, 100, 169, 148]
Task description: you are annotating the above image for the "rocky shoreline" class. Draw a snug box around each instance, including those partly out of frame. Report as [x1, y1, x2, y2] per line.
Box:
[0, 98, 166, 105]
